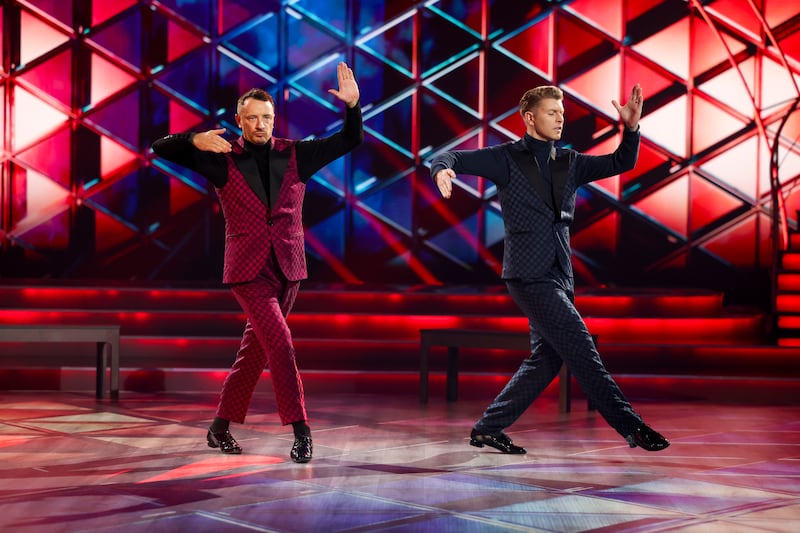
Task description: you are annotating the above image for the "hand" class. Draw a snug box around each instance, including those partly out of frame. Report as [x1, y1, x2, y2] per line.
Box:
[328, 61, 360, 108]
[192, 128, 232, 153]
[434, 169, 455, 199]
[612, 84, 643, 131]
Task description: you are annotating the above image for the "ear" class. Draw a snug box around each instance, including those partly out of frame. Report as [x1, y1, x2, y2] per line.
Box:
[526, 113, 535, 127]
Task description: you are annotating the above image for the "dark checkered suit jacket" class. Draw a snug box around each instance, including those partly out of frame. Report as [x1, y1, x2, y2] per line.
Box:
[430, 129, 640, 280]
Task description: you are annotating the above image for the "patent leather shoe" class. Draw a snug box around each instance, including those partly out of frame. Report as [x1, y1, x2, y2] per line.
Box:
[626, 424, 670, 451]
[207, 429, 242, 454]
[290, 435, 313, 463]
[469, 429, 526, 454]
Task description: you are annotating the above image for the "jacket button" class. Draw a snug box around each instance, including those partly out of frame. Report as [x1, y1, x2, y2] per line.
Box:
[268, 219, 274, 226]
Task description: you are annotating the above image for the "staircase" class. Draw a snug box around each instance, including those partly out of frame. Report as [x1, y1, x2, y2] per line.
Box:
[775, 232, 800, 346]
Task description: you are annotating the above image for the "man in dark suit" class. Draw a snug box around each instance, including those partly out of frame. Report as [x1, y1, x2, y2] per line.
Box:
[430, 84, 669, 453]
[151, 62, 362, 462]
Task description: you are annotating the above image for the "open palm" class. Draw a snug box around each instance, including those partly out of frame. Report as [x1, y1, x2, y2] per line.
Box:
[328, 62, 360, 108]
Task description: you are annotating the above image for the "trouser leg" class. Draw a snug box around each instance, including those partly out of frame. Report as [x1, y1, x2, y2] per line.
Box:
[486, 280, 642, 436]
[217, 260, 306, 425]
[474, 323, 562, 435]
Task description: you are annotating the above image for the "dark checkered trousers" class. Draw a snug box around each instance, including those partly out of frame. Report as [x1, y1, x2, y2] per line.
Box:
[431, 129, 646, 437]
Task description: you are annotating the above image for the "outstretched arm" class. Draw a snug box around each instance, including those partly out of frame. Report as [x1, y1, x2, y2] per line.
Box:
[151, 129, 229, 187]
[612, 84, 643, 131]
[574, 86, 643, 184]
[295, 62, 363, 181]
[430, 145, 511, 199]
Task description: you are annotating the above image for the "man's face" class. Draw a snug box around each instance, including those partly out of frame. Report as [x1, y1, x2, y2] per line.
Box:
[235, 98, 275, 144]
[524, 98, 564, 141]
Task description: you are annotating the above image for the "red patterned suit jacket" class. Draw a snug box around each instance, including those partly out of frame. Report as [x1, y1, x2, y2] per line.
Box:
[151, 103, 362, 284]
[218, 137, 307, 283]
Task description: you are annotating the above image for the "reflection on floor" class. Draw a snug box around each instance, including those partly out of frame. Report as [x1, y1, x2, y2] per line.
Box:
[0, 390, 798, 533]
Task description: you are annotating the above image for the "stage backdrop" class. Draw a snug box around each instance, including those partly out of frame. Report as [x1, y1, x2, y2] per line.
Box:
[1, 0, 799, 302]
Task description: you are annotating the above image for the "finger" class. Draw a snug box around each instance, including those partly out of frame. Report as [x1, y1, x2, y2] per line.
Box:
[631, 84, 643, 106]
[210, 128, 226, 135]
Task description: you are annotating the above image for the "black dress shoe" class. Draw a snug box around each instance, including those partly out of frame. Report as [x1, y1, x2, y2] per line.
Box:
[469, 430, 526, 454]
[207, 429, 242, 454]
[626, 424, 670, 451]
[290, 435, 313, 463]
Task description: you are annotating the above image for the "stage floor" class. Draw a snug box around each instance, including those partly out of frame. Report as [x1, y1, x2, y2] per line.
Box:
[0, 390, 798, 533]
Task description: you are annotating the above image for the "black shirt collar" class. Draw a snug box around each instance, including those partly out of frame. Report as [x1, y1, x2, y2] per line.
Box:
[523, 134, 554, 160]
[244, 139, 270, 154]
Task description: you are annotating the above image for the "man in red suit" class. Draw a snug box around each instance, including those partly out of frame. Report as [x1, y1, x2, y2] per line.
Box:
[151, 62, 362, 462]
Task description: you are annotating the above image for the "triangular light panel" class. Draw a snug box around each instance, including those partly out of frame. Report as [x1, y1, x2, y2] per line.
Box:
[690, 172, 746, 234]
[565, 0, 623, 40]
[19, 9, 69, 67]
[632, 18, 690, 80]
[12, 86, 69, 151]
[632, 173, 689, 238]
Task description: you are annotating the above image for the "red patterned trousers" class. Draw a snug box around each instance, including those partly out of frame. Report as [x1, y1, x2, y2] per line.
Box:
[216, 252, 307, 425]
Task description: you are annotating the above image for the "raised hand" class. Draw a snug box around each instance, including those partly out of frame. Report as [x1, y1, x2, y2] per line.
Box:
[328, 61, 360, 108]
[612, 84, 643, 131]
[192, 128, 232, 153]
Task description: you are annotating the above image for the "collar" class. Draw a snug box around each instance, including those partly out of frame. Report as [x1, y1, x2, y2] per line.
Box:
[523, 134, 555, 160]
[243, 139, 271, 154]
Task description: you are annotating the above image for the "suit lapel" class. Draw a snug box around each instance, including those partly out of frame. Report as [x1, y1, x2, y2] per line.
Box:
[268, 144, 289, 209]
[508, 141, 554, 212]
[550, 151, 570, 216]
[233, 138, 269, 206]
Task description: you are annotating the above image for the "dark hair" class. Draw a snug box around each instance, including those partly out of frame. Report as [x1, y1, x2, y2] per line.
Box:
[237, 89, 274, 113]
[519, 86, 563, 115]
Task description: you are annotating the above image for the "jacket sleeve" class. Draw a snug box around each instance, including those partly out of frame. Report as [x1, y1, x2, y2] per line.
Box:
[295, 103, 364, 182]
[429, 144, 511, 187]
[573, 128, 640, 186]
[151, 133, 229, 188]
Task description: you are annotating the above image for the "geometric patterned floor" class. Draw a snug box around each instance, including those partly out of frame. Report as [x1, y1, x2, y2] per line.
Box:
[1, 391, 798, 533]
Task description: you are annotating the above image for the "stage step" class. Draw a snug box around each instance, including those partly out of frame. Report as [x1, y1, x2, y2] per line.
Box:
[0, 285, 725, 316]
[0, 284, 779, 394]
[0, 308, 765, 344]
[4, 333, 794, 376]
[776, 239, 800, 344]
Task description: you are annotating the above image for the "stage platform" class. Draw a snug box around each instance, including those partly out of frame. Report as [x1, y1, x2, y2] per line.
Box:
[0, 390, 798, 533]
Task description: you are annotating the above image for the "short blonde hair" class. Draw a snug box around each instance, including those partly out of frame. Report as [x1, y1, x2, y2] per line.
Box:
[519, 86, 563, 115]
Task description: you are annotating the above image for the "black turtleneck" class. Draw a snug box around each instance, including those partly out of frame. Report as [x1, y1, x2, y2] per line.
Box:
[523, 134, 554, 184]
[245, 139, 271, 204]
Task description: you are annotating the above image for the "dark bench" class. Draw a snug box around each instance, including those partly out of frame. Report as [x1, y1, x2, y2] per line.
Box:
[419, 328, 597, 413]
[0, 325, 120, 399]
